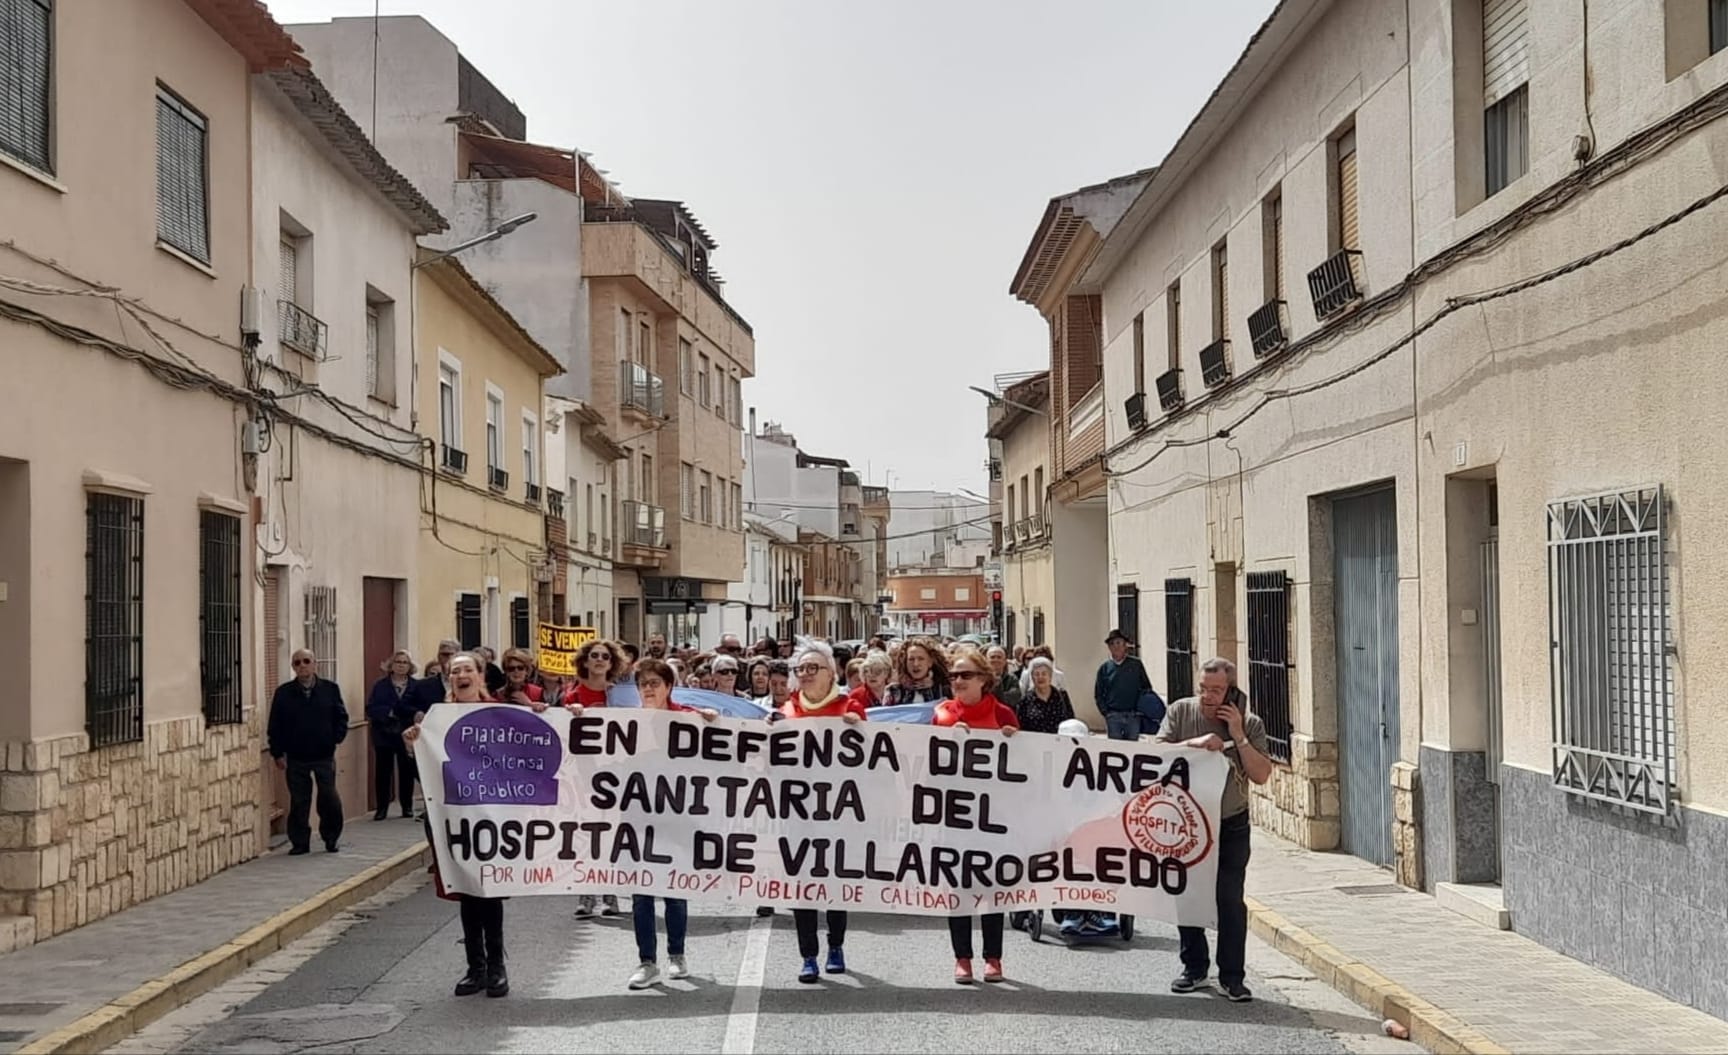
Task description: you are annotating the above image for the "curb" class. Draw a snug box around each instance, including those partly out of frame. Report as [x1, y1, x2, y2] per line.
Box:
[17, 843, 432, 1055]
[1245, 896, 1511, 1055]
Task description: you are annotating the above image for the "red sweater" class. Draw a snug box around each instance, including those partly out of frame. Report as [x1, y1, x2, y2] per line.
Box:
[933, 694, 1019, 731]
[563, 682, 608, 707]
[780, 690, 869, 721]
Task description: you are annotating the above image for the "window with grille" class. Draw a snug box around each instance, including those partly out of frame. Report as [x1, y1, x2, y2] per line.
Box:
[1547, 487, 1675, 815]
[510, 597, 530, 649]
[1164, 578, 1194, 702]
[303, 585, 338, 684]
[199, 511, 242, 725]
[0, 0, 52, 173]
[86, 492, 144, 747]
[156, 86, 210, 263]
[1246, 571, 1294, 762]
[456, 592, 482, 651]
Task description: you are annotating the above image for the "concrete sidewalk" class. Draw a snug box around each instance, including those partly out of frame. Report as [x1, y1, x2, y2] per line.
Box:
[1245, 830, 1728, 1054]
[0, 819, 429, 1054]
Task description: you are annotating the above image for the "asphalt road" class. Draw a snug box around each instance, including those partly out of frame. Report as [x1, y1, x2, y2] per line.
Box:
[112, 877, 1419, 1055]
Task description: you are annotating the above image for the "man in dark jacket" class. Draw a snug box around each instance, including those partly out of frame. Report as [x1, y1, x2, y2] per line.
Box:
[1095, 629, 1153, 741]
[269, 649, 350, 855]
[410, 639, 460, 714]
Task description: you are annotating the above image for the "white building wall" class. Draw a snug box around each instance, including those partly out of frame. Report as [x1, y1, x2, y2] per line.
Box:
[886, 491, 991, 569]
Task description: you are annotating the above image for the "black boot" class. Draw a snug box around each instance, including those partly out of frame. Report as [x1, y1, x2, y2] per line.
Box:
[454, 943, 486, 997]
[485, 914, 509, 997]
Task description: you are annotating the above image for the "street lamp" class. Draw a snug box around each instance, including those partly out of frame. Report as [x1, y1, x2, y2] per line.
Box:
[412, 212, 539, 270]
[969, 385, 1048, 417]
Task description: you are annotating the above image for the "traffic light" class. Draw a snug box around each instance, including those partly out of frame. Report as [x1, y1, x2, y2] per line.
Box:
[990, 590, 1004, 635]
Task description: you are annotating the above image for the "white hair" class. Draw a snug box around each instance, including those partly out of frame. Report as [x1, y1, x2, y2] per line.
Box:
[1020, 659, 1068, 695]
[794, 636, 836, 672]
[860, 650, 893, 678]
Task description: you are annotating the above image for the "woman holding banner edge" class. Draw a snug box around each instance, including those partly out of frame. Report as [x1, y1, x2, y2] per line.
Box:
[933, 644, 1020, 985]
[770, 639, 866, 984]
[564, 639, 626, 917]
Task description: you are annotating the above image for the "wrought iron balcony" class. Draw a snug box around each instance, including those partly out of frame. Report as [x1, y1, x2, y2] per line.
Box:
[1199, 339, 1232, 388]
[1125, 392, 1148, 431]
[440, 444, 468, 475]
[546, 488, 565, 519]
[1307, 249, 1363, 321]
[1248, 299, 1288, 358]
[623, 500, 667, 548]
[488, 465, 509, 492]
[1155, 368, 1185, 412]
[278, 300, 328, 359]
[524, 481, 542, 505]
[620, 361, 666, 418]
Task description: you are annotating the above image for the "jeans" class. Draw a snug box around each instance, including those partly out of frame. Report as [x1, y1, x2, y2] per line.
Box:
[632, 895, 687, 963]
[1105, 711, 1142, 741]
[792, 909, 847, 958]
[285, 757, 343, 850]
[459, 895, 505, 973]
[947, 913, 1004, 960]
[1179, 811, 1252, 986]
[373, 740, 416, 815]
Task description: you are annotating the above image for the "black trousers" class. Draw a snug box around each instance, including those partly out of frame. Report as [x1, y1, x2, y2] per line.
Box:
[1179, 811, 1252, 986]
[373, 740, 416, 814]
[459, 895, 506, 972]
[285, 757, 343, 851]
[792, 909, 847, 958]
[948, 913, 1004, 960]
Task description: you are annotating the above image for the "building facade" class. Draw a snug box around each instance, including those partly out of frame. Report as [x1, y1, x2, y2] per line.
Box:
[883, 570, 989, 639]
[414, 255, 560, 659]
[0, 0, 311, 947]
[1064, 0, 1728, 1018]
[987, 373, 1074, 685]
[884, 491, 991, 571]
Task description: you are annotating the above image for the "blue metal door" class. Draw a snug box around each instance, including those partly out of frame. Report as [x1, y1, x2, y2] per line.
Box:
[1333, 489, 1400, 866]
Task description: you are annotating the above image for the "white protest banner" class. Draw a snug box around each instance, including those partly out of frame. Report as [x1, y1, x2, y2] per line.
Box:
[414, 704, 1229, 927]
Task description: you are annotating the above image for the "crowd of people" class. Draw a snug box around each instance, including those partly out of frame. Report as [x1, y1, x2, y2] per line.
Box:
[264, 626, 1270, 1006]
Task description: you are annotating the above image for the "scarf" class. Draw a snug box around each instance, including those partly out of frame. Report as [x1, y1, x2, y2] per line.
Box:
[796, 683, 846, 714]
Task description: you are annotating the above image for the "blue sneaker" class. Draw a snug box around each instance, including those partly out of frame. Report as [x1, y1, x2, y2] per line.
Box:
[825, 947, 846, 974]
[1059, 914, 1082, 937]
[798, 957, 820, 984]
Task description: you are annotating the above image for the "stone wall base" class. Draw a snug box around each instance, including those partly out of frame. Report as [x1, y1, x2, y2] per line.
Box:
[1391, 760, 1422, 889]
[0, 713, 262, 945]
[1250, 734, 1341, 849]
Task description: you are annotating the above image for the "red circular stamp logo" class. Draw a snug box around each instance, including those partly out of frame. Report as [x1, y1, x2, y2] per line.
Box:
[1122, 782, 1214, 866]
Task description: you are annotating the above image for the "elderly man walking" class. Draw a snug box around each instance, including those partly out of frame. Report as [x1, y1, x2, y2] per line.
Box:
[1156, 657, 1272, 1002]
[269, 649, 350, 855]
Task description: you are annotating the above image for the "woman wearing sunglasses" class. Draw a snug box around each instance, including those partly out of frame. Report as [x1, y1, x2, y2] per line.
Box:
[933, 644, 1020, 984]
[563, 638, 625, 917]
[404, 651, 547, 999]
[497, 648, 543, 706]
[774, 639, 866, 983]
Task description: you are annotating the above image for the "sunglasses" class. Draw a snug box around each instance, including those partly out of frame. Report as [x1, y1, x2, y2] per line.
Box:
[504, 663, 528, 672]
[951, 670, 985, 682]
[587, 653, 613, 663]
[292, 658, 314, 667]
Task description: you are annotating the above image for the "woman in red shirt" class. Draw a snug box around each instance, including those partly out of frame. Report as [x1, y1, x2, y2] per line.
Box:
[404, 652, 547, 999]
[497, 648, 543, 705]
[563, 638, 623, 916]
[775, 641, 864, 982]
[933, 644, 1019, 985]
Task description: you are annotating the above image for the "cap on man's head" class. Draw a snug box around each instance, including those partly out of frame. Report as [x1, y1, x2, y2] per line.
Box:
[1105, 628, 1134, 645]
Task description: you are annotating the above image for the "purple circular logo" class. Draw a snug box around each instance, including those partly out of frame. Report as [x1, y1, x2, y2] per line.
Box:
[441, 706, 562, 806]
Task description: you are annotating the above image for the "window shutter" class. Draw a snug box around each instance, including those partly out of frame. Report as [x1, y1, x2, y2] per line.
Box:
[156, 91, 209, 262]
[1272, 196, 1285, 299]
[278, 238, 297, 303]
[1216, 248, 1230, 342]
[0, 0, 52, 172]
[365, 305, 379, 395]
[1483, 0, 1529, 107]
[1338, 130, 1360, 253]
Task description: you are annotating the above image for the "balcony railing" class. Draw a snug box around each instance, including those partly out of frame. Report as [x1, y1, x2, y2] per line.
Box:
[1199, 339, 1232, 388]
[1307, 249, 1363, 320]
[1155, 367, 1185, 412]
[524, 482, 542, 505]
[620, 361, 666, 418]
[441, 444, 468, 475]
[1009, 515, 1049, 546]
[623, 500, 667, 548]
[1124, 391, 1148, 431]
[278, 300, 328, 359]
[546, 488, 565, 519]
[488, 465, 509, 492]
[1248, 300, 1288, 358]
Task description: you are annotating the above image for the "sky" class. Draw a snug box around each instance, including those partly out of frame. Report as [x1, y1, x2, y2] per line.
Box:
[264, 0, 1279, 493]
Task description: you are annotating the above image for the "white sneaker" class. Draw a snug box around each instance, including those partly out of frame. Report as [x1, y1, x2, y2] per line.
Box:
[575, 895, 596, 918]
[602, 895, 621, 916]
[628, 961, 659, 990]
[667, 955, 690, 980]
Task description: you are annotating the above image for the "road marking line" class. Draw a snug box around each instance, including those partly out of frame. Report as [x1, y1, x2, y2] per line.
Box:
[721, 914, 774, 1055]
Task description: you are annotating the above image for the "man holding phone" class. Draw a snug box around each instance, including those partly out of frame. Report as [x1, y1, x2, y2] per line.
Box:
[1155, 656, 1272, 1003]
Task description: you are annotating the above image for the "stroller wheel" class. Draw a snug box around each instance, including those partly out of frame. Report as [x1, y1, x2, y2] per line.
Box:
[1119, 914, 1135, 941]
[1028, 911, 1044, 943]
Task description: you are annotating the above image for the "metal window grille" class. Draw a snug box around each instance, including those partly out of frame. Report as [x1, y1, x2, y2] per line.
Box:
[0, 0, 52, 172]
[1246, 570, 1294, 762]
[86, 492, 143, 747]
[303, 586, 338, 684]
[510, 597, 530, 649]
[456, 593, 483, 651]
[155, 88, 209, 263]
[1547, 487, 1675, 815]
[1165, 578, 1194, 701]
[199, 511, 242, 725]
[620, 360, 665, 417]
